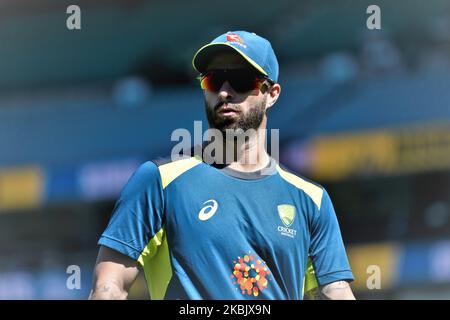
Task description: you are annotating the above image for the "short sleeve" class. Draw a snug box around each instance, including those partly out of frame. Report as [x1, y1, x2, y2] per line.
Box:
[98, 161, 164, 261]
[309, 188, 354, 286]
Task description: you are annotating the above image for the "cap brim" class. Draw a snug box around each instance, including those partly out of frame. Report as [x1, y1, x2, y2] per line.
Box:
[192, 42, 268, 77]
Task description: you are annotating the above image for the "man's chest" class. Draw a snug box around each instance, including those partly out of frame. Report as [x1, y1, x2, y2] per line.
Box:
[162, 180, 311, 257]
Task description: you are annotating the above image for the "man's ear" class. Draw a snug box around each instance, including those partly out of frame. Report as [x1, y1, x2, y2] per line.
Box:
[266, 83, 281, 110]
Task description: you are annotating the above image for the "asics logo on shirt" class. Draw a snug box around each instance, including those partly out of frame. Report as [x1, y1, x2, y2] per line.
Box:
[198, 199, 219, 221]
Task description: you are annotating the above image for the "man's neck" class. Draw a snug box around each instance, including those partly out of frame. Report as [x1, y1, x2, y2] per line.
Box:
[220, 126, 270, 173]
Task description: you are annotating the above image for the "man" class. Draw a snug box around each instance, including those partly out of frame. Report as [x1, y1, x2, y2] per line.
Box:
[90, 31, 355, 300]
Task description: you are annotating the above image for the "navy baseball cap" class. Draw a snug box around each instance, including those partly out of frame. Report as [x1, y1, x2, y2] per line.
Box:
[192, 31, 279, 83]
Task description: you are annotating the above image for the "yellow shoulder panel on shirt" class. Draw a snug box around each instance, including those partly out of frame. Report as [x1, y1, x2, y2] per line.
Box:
[276, 164, 324, 210]
[158, 155, 203, 189]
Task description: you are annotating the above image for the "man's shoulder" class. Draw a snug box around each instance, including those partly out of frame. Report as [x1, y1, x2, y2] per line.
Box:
[151, 144, 204, 167]
[126, 154, 204, 192]
[150, 154, 203, 168]
[147, 153, 204, 189]
[276, 162, 324, 190]
[276, 162, 325, 209]
[150, 155, 175, 167]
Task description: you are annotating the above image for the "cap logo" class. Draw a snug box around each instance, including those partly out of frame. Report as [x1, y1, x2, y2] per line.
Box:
[225, 33, 247, 48]
[226, 33, 244, 44]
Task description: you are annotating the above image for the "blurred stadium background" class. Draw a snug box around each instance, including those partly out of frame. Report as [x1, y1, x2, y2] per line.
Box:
[1, 0, 450, 299]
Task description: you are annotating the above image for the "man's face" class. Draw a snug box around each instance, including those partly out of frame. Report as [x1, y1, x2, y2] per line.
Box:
[203, 52, 269, 133]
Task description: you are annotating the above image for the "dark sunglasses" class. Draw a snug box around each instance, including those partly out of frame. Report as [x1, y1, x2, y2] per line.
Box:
[199, 69, 272, 93]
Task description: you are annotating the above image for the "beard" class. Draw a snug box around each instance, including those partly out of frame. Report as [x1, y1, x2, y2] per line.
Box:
[205, 96, 267, 134]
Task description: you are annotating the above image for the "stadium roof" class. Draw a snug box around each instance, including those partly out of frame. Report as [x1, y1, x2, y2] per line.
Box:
[0, 0, 447, 91]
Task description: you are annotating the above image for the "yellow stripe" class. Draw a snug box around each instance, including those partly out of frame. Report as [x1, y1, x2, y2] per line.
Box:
[303, 257, 319, 296]
[138, 156, 203, 299]
[158, 156, 203, 189]
[192, 42, 269, 77]
[276, 165, 323, 210]
[137, 228, 171, 300]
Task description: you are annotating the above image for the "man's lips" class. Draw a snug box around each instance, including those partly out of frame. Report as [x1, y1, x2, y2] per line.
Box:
[216, 104, 240, 115]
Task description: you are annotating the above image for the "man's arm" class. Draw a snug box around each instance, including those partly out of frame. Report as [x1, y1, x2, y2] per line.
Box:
[89, 245, 140, 300]
[305, 280, 355, 300]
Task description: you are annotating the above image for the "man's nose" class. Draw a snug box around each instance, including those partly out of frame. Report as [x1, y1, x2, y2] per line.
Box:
[218, 81, 234, 101]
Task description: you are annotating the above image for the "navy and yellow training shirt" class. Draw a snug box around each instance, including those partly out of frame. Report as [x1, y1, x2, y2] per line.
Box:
[98, 154, 354, 300]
